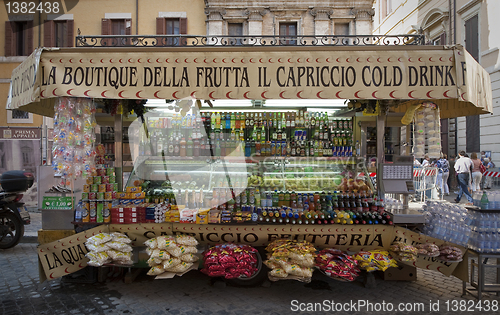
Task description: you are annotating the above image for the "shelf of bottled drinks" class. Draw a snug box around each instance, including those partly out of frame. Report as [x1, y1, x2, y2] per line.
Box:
[115, 108, 400, 227]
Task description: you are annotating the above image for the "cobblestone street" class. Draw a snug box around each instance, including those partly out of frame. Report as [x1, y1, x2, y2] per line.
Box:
[1, 243, 499, 315]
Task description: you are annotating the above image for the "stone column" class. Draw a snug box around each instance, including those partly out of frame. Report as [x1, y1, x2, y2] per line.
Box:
[310, 9, 333, 36]
[205, 8, 226, 37]
[351, 8, 375, 35]
[245, 9, 266, 36]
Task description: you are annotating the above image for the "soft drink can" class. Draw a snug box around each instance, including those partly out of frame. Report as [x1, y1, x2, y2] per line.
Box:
[82, 202, 90, 222]
[89, 201, 97, 222]
[96, 201, 104, 223]
[103, 202, 111, 223]
[106, 168, 115, 176]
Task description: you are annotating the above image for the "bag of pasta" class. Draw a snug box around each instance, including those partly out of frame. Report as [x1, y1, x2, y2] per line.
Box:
[165, 261, 193, 273]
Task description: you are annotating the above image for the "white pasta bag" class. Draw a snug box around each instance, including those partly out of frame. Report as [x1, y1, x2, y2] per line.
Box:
[106, 241, 133, 252]
[150, 249, 170, 260]
[175, 234, 199, 246]
[289, 266, 313, 278]
[110, 232, 132, 244]
[165, 261, 193, 273]
[179, 253, 199, 263]
[167, 244, 187, 258]
[148, 257, 162, 267]
[147, 265, 165, 276]
[87, 260, 102, 267]
[144, 238, 158, 249]
[162, 257, 181, 269]
[85, 243, 110, 253]
[86, 233, 112, 246]
[146, 247, 154, 256]
[184, 246, 198, 254]
[107, 249, 132, 262]
[85, 251, 111, 266]
[157, 238, 177, 251]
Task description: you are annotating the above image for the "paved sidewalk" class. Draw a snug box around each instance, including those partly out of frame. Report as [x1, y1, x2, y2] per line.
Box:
[1, 244, 499, 315]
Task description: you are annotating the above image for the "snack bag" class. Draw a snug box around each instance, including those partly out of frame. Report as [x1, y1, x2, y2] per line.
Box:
[106, 241, 133, 253]
[147, 265, 165, 276]
[144, 238, 157, 249]
[165, 261, 193, 273]
[87, 233, 112, 245]
[175, 234, 199, 246]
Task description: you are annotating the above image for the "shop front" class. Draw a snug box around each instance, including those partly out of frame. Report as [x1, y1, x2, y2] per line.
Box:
[7, 41, 494, 286]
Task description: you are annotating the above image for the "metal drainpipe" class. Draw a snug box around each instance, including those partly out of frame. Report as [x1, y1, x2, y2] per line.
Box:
[38, 0, 41, 47]
[136, 0, 138, 35]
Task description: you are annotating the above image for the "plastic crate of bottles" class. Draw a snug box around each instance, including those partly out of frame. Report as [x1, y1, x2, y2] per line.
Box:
[421, 201, 472, 247]
[472, 190, 500, 209]
[467, 209, 500, 253]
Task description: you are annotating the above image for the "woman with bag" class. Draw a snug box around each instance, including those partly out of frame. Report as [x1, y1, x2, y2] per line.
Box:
[470, 152, 483, 192]
[436, 154, 450, 196]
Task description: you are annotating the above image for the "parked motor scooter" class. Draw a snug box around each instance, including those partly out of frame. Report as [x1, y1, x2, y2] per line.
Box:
[0, 171, 34, 249]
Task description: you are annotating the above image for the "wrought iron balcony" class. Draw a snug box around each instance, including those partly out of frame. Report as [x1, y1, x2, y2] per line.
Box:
[75, 34, 425, 47]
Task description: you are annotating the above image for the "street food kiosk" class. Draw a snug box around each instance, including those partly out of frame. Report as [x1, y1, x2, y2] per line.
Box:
[6, 35, 493, 284]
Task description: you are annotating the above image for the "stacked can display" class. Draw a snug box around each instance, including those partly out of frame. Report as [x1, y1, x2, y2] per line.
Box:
[412, 102, 441, 159]
[81, 166, 118, 223]
[52, 97, 97, 185]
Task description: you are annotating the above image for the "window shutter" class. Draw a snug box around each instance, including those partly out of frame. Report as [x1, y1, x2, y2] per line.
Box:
[26, 20, 33, 55]
[5, 21, 14, 56]
[440, 32, 446, 45]
[179, 18, 187, 46]
[125, 19, 132, 35]
[101, 19, 111, 35]
[44, 20, 55, 47]
[102, 18, 111, 46]
[156, 17, 166, 46]
[156, 17, 165, 34]
[66, 20, 74, 47]
[179, 18, 187, 34]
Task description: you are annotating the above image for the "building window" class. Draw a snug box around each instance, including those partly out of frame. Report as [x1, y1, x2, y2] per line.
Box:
[44, 19, 74, 47]
[432, 32, 446, 45]
[335, 23, 350, 36]
[7, 110, 33, 124]
[5, 20, 33, 56]
[381, 0, 393, 19]
[156, 17, 187, 46]
[12, 110, 29, 119]
[102, 18, 132, 46]
[228, 23, 243, 45]
[280, 22, 297, 45]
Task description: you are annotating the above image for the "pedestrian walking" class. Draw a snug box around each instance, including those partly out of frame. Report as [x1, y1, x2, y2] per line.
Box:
[484, 157, 495, 189]
[436, 154, 450, 196]
[470, 152, 483, 192]
[454, 150, 474, 205]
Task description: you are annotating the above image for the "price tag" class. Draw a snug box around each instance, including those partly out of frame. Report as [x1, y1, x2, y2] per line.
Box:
[42, 196, 75, 210]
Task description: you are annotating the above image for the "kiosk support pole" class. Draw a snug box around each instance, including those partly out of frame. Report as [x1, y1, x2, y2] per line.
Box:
[376, 113, 385, 197]
[115, 113, 123, 191]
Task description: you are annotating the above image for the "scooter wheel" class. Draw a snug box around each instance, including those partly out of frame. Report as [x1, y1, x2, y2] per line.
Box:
[0, 211, 24, 249]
